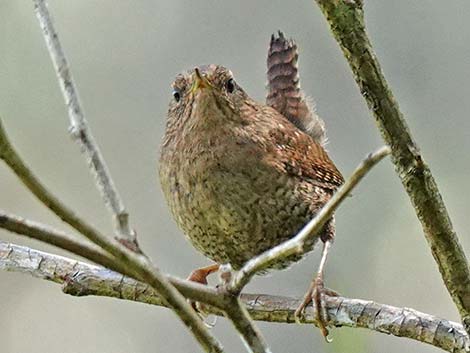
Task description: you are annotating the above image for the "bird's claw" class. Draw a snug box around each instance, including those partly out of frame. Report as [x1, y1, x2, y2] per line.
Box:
[295, 275, 338, 342]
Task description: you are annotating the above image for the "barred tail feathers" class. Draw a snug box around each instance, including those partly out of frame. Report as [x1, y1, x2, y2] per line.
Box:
[266, 31, 327, 146]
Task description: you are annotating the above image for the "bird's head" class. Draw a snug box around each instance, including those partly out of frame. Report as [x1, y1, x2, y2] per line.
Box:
[166, 65, 249, 131]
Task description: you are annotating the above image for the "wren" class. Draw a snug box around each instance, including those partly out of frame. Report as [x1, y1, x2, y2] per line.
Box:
[159, 32, 343, 337]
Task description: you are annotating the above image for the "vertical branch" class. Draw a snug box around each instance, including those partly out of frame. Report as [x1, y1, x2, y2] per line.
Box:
[32, 0, 136, 249]
[313, 0, 470, 332]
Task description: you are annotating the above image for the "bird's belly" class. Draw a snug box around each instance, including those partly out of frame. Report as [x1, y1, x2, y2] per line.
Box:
[165, 159, 328, 269]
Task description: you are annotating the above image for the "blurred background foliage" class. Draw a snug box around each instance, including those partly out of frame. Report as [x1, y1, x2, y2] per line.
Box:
[0, 1, 469, 352]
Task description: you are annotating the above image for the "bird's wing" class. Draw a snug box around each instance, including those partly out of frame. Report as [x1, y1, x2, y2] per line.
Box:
[240, 102, 343, 191]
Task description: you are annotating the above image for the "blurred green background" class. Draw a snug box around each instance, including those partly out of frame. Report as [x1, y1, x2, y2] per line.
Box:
[1, 1, 469, 352]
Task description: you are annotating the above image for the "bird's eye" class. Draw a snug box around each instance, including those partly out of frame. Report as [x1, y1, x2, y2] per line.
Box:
[225, 78, 235, 93]
[172, 89, 181, 102]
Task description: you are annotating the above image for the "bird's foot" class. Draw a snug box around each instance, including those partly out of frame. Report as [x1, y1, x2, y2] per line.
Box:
[294, 275, 339, 342]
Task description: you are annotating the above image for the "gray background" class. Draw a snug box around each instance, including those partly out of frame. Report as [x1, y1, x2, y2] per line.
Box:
[1, 1, 469, 352]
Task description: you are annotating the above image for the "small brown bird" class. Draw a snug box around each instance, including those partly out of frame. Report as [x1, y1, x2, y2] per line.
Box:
[159, 32, 343, 337]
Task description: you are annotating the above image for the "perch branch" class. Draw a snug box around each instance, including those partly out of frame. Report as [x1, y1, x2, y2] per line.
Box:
[229, 146, 391, 293]
[32, 0, 136, 249]
[313, 0, 470, 333]
[1, 241, 468, 353]
[0, 210, 264, 353]
[0, 211, 266, 352]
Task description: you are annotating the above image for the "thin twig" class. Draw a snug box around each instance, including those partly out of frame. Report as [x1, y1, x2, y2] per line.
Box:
[1, 241, 468, 353]
[0, 118, 225, 353]
[229, 146, 391, 293]
[0, 210, 125, 275]
[224, 298, 272, 353]
[313, 0, 470, 333]
[32, 0, 136, 249]
[0, 118, 116, 251]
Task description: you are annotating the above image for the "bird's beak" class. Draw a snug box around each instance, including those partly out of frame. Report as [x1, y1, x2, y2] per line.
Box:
[191, 68, 212, 93]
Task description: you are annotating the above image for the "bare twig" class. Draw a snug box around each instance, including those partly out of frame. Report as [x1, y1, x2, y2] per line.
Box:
[0, 210, 126, 275]
[0, 118, 116, 251]
[225, 299, 272, 353]
[1, 241, 468, 353]
[229, 146, 391, 293]
[0, 118, 225, 353]
[32, 0, 136, 249]
[313, 0, 470, 333]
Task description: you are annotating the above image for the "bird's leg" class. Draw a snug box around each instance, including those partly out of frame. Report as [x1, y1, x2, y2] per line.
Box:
[295, 240, 338, 341]
[187, 264, 220, 318]
[187, 263, 220, 285]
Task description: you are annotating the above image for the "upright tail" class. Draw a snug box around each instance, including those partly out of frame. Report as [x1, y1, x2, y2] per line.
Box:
[266, 31, 327, 146]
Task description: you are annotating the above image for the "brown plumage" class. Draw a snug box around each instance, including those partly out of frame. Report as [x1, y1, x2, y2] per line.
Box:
[267, 31, 327, 146]
[159, 34, 343, 337]
[159, 62, 342, 269]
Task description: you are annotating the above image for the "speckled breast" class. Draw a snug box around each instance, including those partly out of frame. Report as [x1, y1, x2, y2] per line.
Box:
[159, 144, 332, 270]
